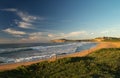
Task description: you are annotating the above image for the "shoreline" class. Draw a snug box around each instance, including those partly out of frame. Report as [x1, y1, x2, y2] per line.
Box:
[0, 42, 120, 71]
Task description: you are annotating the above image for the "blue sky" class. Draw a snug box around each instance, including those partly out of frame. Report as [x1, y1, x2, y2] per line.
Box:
[0, 0, 120, 43]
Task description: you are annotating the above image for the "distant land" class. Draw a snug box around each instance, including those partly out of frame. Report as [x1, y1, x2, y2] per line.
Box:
[51, 37, 120, 43]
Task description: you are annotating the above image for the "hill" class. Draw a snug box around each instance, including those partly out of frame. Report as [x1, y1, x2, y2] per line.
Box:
[51, 37, 120, 43]
[0, 48, 120, 78]
[51, 39, 93, 43]
[95, 37, 120, 42]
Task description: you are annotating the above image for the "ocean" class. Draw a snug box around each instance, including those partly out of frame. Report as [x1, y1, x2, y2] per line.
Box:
[0, 42, 97, 64]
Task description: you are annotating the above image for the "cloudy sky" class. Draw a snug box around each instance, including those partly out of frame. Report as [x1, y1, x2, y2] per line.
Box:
[0, 0, 120, 43]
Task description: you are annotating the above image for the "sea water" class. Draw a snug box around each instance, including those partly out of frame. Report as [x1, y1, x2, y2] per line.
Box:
[0, 42, 97, 64]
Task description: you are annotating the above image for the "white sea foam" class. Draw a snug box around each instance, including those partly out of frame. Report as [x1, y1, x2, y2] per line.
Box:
[0, 42, 97, 64]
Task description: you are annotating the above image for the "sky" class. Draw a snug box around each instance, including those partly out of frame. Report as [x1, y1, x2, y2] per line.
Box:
[0, 0, 120, 43]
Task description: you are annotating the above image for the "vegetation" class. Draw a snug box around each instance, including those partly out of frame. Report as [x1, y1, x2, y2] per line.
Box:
[95, 37, 120, 42]
[51, 38, 93, 43]
[52, 37, 120, 43]
[0, 61, 4, 64]
[0, 48, 120, 78]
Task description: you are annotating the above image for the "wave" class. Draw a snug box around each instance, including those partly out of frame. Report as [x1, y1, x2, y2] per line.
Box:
[0, 55, 50, 63]
[0, 42, 97, 64]
[31, 42, 87, 51]
[0, 42, 86, 54]
[0, 54, 63, 63]
[0, 48, 33, 54]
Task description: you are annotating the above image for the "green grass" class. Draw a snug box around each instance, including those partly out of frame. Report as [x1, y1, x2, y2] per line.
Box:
[103, 38, 120, 42]
[0, 48, 120, 78]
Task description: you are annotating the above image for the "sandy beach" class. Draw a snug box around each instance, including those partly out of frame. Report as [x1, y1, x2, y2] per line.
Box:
[0, 42, 120, 71]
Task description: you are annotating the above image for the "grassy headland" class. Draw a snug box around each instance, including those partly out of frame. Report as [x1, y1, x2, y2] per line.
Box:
[51, 37, 120, 43]
[0, 48, 120, 78]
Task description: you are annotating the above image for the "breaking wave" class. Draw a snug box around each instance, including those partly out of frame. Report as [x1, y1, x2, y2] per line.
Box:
[0, 42, 97, 64]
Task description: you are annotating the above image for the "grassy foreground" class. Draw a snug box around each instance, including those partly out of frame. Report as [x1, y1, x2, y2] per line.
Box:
[0, 48, 120, 78]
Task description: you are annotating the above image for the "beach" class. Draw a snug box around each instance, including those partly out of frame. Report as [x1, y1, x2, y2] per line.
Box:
[0, 42, 120, 71]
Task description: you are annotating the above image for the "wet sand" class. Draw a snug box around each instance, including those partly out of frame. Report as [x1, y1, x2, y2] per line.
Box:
[0, 42, 120, 71]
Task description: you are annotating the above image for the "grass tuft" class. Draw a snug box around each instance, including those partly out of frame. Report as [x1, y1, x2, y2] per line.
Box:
[0, 48, 120, 78]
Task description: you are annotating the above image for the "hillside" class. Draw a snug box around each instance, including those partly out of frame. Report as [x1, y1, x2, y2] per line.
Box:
[0, 48, 120, 78]
[51, 37, 120, 43]
[95, 37, 120, 42]
[51, 39, 93, 43]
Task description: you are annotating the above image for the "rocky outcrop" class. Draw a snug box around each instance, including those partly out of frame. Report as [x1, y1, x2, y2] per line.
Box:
[51, 39, 67, 43]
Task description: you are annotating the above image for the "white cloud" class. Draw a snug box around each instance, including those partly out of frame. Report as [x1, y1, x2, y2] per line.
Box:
[50, 31, 87, 39]
[3, 28, 26, 37]
[101, 30, 109, 34]
[20, 32, 50, 43]
[18, 22, 32, 29]
[67, 31, 86, 37]
[30, 32, 43, 36]
[16, 10, 37, 29]
[16, 11, 37, 22]
[0, 8, 17, 12]
[48, 34, 55, 37]
[100, 29, 117, 35]
[23, 31, 87, 42]
[0, 30, 87, 43]
[91, 33, 94, 35]
[1, 8, 39, 29]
